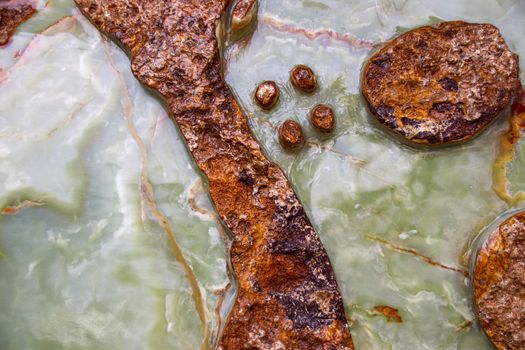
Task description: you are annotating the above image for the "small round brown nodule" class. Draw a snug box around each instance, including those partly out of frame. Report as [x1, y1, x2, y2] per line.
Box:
[254, 81, 279, 110]
[279, 120, 304, 150]
[290, 65, 317, 93]
[311, 104, 335, 133]
[473, 211, 525, 350]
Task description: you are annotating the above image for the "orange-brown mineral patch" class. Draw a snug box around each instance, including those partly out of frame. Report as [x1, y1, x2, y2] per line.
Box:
[311, 104, 336, 133]
[279, 119, 304, 150]
[373, 305, 403, 323]
[362, 21, 520, 145]
[473, 211, 525, 350]
[254, 80, 279, 110]
[492, 87, 525, 204]
[74, 1, 354, 349]
[291, 64, 318, 93]
[0, 2, 36, 45]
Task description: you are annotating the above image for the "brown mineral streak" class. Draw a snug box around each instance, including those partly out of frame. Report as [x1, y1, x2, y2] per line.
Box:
[366, 235, 469, 277]
[362, 21, 520, 145]
[74, 1, 354, 349]
[493, 87, 525, 204]
[473, 212, 525, 350]
[100, 40, 212, 349]
[373, 306, 402, 323]
[0, 2, 36, 45]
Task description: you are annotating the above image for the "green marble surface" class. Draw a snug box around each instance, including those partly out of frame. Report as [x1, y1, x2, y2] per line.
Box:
[0, 0, 524, 349]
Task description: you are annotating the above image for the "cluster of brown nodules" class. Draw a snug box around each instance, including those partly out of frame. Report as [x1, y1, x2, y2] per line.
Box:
[255, 65, 337, 151]
[362, 21, 520, 145]
[473, 211, 525, 350]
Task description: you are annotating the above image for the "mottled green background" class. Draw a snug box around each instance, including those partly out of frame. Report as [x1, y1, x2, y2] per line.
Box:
[0, 0, 524, 349]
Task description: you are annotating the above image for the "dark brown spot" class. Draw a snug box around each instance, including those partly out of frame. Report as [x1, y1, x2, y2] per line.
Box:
[401, 117, 421, 126]
[273, 294, 336, 330]
[439, 77, 459, 92]
[371, 53, 391, 70]
[238, 169, 254, 186]
[432, 101, 454, 113]
[374, 104, 397, 129]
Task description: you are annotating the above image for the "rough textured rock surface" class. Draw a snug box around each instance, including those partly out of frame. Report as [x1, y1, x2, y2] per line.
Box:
[362, 21, 520, 145]
[279, 119, 304, 151]
[254, 80, 279, 110]
[473, 211, 525, 350]
[291, 64, 318, 93]
[232, 0, 258, 31]
[311, 104, 336, 133]
[74, 1, 354, 349]
[0, 1, 36, 45]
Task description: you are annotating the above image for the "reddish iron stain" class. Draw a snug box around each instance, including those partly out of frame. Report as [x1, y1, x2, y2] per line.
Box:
[373, 305, 403, 323]
[260, 15, 374, 50]
[1, 207, 18, 215]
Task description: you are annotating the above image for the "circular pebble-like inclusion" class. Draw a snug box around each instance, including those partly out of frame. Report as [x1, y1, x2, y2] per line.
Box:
[254, 80, 279, 110]
[473, 211, 525, 350]
[362, 21, 520, 146]
[279, 119, 304, 150]
[311, 104, 335, 133]
[290, 64, 318, 93]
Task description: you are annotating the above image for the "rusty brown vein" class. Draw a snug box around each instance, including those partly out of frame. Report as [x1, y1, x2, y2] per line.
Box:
[1, 197, 48, 216]
[366, 234, 469, 277]
[74, 1, 355, 348]
[492, 87, 525, 205]
[101, 40, 211, 350]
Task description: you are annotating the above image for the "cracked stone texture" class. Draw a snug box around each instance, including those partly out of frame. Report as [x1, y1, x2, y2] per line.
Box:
[362, 21, 520, 145]
[473, 211, 525, 350]
[231, 0, 258, 31]
[73, 1, 354, 349]
[0, 2, 36, 45]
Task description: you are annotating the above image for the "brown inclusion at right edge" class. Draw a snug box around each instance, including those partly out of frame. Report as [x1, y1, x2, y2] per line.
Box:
[473, 211, 525, 350]
[74, 1, 354, 349]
